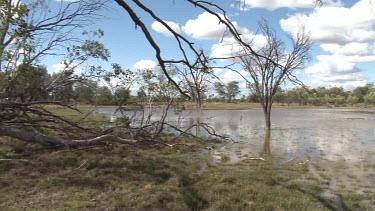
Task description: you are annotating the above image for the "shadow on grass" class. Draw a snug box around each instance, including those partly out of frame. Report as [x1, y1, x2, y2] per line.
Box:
[0, 145, 209, 210]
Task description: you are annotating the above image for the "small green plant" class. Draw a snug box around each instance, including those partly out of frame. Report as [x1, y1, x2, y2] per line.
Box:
[0, 151, 16, 159]
[115, 116, 131, 127]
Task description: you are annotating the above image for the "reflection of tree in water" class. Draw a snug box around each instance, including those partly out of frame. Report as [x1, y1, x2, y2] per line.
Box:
[214, 121, 224, 132]
[260, 130, 271, 158]
[188, 115, 201, 136]
[228, 122, 238, 132]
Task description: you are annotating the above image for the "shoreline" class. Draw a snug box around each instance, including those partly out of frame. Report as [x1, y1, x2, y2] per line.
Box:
[46, 102, 375, 111]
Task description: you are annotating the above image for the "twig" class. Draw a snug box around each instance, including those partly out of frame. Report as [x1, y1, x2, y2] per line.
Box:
[75, 160, 88, 170]
[245, 157, 266, 161]
[299, 159, 310, 165]
[283, 156, 299, 164]
[0, 159, 32, 163]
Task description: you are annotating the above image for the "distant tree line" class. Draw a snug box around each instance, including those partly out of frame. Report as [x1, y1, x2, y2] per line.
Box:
[268, 84, 375, 106]
[6, 64, 373, 107]
[207, 83, 375, 106]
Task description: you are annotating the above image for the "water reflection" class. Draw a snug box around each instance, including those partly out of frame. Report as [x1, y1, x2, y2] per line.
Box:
[96, 107, 375, 187]
[260, 130, 271, 158]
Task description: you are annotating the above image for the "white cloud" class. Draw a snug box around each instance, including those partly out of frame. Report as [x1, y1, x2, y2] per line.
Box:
[133, 60, 157, 70]
[304, 54, 372, 88]
[280, 0, 375, 88]
[238, 0, 342, 11]
[280, 0, 375, 44]
[182, 11, 268, 61]
[320, 42, 375, 56]
[182, 12, 248, 40]
[182, 12, 228, 40]
[151, 20, 181, 37]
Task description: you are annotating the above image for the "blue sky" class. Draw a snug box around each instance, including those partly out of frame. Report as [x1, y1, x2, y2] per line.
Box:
[47, 0, 375, 92]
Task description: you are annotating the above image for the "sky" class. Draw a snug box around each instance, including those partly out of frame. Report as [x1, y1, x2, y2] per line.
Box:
[46, 0, 375, 92]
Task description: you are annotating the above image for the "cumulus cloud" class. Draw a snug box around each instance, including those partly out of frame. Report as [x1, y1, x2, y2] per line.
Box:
[280, 0, 375, 44]
[280, 0, 375, 88]
[182, 12, 228, 40]
[151, 20, 181, 37]
[182, 12, 248, 40]
[133, 60, 157, 70]
[304, 54, 371, 88]
[181, 11, 269, 60]
[236, 0, 342, 11]
[320, 43, 375, 56]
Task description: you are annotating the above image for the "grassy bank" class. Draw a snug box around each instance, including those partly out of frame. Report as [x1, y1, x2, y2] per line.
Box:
[0, 138, 373, 210]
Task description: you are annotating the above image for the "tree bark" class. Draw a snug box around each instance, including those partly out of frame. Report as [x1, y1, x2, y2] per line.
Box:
[262, 105, 272, 131]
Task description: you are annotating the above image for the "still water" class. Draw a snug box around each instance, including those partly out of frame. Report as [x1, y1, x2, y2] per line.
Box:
[96, 107, 375, 189]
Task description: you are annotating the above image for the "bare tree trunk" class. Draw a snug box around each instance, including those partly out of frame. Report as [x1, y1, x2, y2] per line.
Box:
[262, 104, 272, 131]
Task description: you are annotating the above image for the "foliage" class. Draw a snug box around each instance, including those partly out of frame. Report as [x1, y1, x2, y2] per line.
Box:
[95, 86, 113, 105]
[114, 87, 130, 106]
[73, 80, 98, 104]
[241, 84, 375, 106]
[364, 92, 375, 104]
[214, 81, 241, 102]
[115, 116, 131, 127]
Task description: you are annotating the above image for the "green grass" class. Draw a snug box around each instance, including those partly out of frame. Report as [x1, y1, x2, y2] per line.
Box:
[2, 139, 373, 211]
[46, 105, 110, 126]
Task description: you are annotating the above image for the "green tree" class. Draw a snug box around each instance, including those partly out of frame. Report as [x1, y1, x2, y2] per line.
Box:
[114, 87, 130, 106]
[364, 92, 375, 104]
[214, 81, 241, 102]
[353, 84, 373, 102]
[8, 63, 50, 102]
[48, 72, 74, 102]
[96, 86, 114, 105]
[74, 80, 98, 104]
[347, 96, 359, 106]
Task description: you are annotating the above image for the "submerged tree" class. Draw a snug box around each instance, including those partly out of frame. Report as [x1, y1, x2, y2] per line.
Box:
[238, 20, 312, 130]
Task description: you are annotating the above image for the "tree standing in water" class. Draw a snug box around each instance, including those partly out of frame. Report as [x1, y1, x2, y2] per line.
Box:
[238, 20, 312, 130]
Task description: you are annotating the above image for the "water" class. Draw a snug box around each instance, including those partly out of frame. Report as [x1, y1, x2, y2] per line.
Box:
[96, 107, 375, 190]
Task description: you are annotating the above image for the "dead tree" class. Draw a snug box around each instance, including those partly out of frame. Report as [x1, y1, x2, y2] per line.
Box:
[170, 51, 212, 109]
[238, 20, 312, 130]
